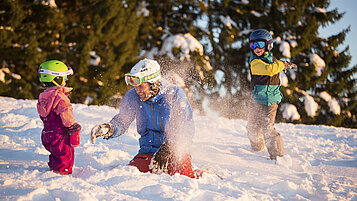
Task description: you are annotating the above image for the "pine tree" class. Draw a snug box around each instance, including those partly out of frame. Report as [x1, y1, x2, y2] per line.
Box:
[52, 0, 147, 105]
[0, 0, 66, 99]
[0, 0, 148, 106]
[200, 0, 357, 127]
[266, 0, 357, 128]
[1, 0, 355, 127]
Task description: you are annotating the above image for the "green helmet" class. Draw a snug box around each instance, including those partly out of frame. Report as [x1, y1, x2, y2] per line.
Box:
[39, 60, 73, 86]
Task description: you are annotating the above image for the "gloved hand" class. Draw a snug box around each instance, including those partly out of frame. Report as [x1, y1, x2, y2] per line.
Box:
[282, 61, 297, 72]
[67, 122, 82, 147]
[90, 123, 114, 144]
[67, 122, 82, 133]
[149, 141, 174, 174]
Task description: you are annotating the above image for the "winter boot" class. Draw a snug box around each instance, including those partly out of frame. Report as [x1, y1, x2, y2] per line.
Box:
[266, 133, 284, 160]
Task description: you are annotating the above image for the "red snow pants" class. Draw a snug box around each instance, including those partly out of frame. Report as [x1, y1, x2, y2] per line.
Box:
[40, 111, 74, 175]
[128, 153, 196, 178]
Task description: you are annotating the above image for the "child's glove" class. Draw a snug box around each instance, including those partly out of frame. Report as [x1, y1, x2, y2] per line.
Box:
[149, 141, 174, 174]
[67, 122, 81, 147]
[282, 61, 297, 72]
[90, 123, 114, 144]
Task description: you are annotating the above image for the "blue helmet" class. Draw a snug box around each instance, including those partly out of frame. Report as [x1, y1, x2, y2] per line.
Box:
[249, 29, 273, 51]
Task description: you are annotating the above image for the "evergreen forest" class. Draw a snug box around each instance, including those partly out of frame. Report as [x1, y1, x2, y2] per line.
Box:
[0, 0, 356, 128]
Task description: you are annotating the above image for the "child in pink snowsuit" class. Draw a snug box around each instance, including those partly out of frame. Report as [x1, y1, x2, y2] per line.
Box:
[37, 60, 81, 175]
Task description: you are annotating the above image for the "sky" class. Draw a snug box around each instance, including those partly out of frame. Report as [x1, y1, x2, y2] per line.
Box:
[320, 0, 357, 66]
[0, 96, 356, 200]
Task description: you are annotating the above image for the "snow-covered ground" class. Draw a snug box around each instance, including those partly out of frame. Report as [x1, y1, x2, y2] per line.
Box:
[0, 96, 356, 201]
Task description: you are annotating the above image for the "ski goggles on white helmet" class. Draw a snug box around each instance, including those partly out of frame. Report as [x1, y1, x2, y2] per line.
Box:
[38, 67, 73, 81]
[125, 71, 161, 87]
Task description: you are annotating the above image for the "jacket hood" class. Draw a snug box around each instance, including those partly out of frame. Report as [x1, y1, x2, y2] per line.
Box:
[37, 87, 72, 117]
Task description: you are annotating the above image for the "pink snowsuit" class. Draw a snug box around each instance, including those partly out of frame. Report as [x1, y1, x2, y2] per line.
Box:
[37, 87, 80, 175]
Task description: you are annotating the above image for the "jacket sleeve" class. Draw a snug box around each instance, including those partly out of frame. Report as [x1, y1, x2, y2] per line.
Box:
[250, 59, 285, 76]
[55, 93, 75, 127]
[110, 89, 137, 137]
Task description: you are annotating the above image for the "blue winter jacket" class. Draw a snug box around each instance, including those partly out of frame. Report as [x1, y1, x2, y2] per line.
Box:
[110, 80, 195, 155]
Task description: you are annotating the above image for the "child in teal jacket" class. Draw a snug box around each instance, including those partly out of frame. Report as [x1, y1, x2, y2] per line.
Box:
[247, 29, 296, 160]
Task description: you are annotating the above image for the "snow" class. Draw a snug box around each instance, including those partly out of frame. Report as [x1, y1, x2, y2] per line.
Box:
[36, 0, 57, 8]
[159, 33, 204, 61]
[145, 47, 159, 60]
[328, 98, 341, 115]
[0, 69, 5, 83]
[319, 91, 341, 115]
[313, 7, 326, 14]
[219, 16, 238, 30]
[280, 71, 288, 87]
[89, 51, 101, 66]
[319, 91, 332, 102]
[289, 40, 298, 48]
[296, 89, 319, 118]
[1, 96, 357, 200]
[241, 0, 249, 5]
[250, 10, 263, 17]
[280, 103, 301, 121]
[279, 41, 291, 58]
[0, 68, 21, 82]
[303, 94, 319, 117]
[137, 1, 150, 17]
[275, 37, 291, 58]
[309, 53, 326, 76]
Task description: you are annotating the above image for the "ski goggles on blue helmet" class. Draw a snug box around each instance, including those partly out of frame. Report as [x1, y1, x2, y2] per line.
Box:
[249, 41, 266, 50]
[125, 71, 161, 87]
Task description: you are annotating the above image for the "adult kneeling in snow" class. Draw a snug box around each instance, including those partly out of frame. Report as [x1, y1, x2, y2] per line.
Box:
[91, 59, 197, 178]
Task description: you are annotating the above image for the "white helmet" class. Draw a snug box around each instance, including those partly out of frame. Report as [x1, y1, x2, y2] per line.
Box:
[125, 59, 162, 86]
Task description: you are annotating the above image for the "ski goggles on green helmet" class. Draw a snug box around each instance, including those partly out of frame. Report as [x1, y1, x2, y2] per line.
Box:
[249, 41, 266, 50]
[125, 71, 161, 87]
[39, 67, 73, 81]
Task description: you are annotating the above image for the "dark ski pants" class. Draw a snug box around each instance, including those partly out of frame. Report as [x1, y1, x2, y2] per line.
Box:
[246, 103, 285, 160]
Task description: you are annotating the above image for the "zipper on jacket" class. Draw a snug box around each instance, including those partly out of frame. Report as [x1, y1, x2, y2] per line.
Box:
[158, 105, 162, 145]
[159, 105, 162, 131]
[151, 104, 155, 130]
[152, 103, 162, 145]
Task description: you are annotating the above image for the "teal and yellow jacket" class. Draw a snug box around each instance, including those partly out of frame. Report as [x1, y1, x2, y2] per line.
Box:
[249, 52, 285, 106]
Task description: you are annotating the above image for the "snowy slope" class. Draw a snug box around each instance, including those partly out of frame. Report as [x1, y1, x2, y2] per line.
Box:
[0, 96, 356, 201]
